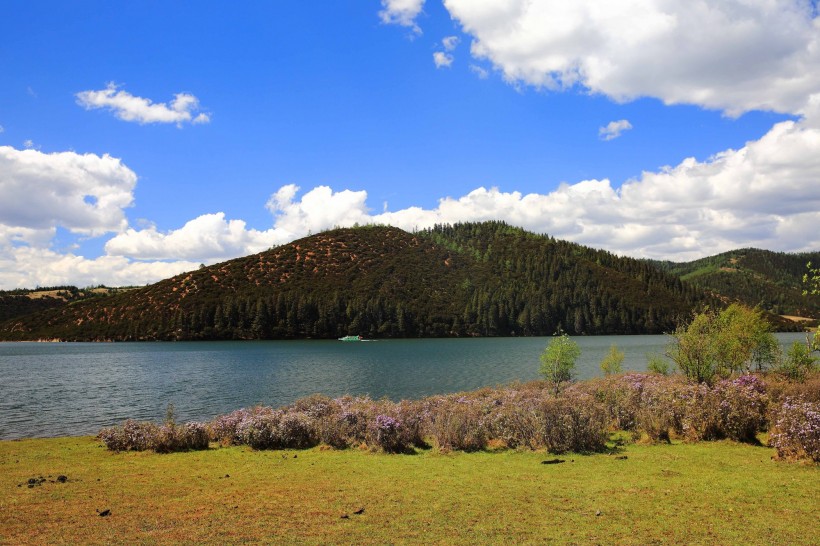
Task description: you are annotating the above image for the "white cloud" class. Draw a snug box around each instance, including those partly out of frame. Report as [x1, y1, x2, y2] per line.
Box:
[0, 246, 198, 289]
[442, 35, 460, 51]
[0, 125, 4, 133]
[599, 119, 633, 141]
[104, 185, 372, 263]
[0, 146, 135, 237]
[246, 118, 820, 261]
[76, 83, 211, 126]
[379, 0, 426, 34]
[433, 51, 454, 68]
[265, 184, 372, 239]
[105, 213, 280, 261]
[470, 64, 489, 79]
[441, 0, 820, 117]
[5, 110, 820, 287]
[23, 139, 35, 149]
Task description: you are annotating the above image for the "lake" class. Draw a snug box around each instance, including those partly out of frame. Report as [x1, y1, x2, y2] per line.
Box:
[0, 333, 808, 439]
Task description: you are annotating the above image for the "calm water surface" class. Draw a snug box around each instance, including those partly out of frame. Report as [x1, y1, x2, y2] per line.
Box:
[0, 333, 807, 439]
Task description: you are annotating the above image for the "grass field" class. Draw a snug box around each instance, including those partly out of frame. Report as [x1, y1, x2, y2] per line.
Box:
[1, 436, 817, 545]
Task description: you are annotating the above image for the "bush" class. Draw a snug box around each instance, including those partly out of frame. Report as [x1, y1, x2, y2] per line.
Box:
[210, 407, 270, 446]
[98, 419, 159, 452]
[769, 399, 820, 462]
[533, 390, 608, 453]
[368, 414, 408, 453]
[600, 344, 624, 376]
[98, 419, 209, 453]
[777, 341, 818, 382]
[646, 353, 670, 375]
[425, 395, 489, 452]
[715, 375, 768, 443]
[668, 305, 779, 384]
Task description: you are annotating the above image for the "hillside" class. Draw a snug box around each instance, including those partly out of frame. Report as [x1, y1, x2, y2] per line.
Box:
[0, 222, 718, 341]
[652, 248, 820, 320]
[0, 286, 138, 323]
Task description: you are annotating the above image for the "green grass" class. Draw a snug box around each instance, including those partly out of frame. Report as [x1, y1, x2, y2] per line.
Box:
[1, 437, 818, 544]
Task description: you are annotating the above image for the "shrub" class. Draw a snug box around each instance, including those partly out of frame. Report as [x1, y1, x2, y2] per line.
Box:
[210, 407, 270, 446]
[777, 341, 818, 382]
[277, 412, 318, 449]
[668, 305, 780, 384]
[533, 390, 608, 454]
[769, 399, 820, 462]
[98, 419, 209, 453]
[489, 391, 540, 449]
[368, 414, 408, 453]
[716, 375, 769, 443]
[98, 419, 159, 452]
[426, 395, 489, 452]
[600, 344, 624, 376]
[646, 353, 670, 375]
[235, 409, 284, 450]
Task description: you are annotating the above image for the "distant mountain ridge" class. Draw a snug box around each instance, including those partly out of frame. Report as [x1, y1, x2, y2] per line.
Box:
[0, 222, 813, 341]
[651, 248, 820, 319]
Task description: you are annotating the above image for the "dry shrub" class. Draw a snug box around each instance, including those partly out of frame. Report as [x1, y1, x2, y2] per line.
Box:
[425, 395, 490, 452]
[98, 419, 209, 453]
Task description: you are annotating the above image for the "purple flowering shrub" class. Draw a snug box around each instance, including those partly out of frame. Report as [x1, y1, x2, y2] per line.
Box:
[102, 371, 811, 456]
[210, 406, 272, 446]
[98, 419, 209, 453]
[368, 414, 408, 453]
[534, 389, 608, 453]
[715, 375, 769, 442]
[769, 399, 820, 462]
[424, 395, 490, 452]
[488, 390, 540, 449]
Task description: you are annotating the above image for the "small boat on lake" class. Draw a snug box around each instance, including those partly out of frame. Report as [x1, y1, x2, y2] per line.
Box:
[338, 335, 363, 342]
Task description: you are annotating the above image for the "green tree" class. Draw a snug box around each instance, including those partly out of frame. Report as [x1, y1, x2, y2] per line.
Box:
[777, 341, 818, 381]
[667, 304, 780, 383]
[803, 262, 820, 296]
[540, 334, 581, 394]
[600, 344, 624, 376]
[803, 262, 820, 351]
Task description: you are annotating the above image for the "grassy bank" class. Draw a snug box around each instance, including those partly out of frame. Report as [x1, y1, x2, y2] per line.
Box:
[1, 436, 817, 544]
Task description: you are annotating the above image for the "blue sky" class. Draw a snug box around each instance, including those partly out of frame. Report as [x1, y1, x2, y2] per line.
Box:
[1, 1, 819, 288]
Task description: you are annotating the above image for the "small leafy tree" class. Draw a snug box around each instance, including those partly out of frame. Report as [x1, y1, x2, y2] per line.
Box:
[668, 304, 780, 384]
[540, 334, 581, 395]
[600, 344, 624, 376]
[777, 341, 818, 382]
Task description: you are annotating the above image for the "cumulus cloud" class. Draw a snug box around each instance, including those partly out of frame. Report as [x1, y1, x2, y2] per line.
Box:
[433, 51, 454, 68]
[105, 213, 280, 261]
[132, 114, 818, 264]
[0, 246, 198, 289]
[76, 83, 211, 126]
[599, 119, 633, 141]
[104, 185, 372, 263]
[440, 0, 820, 117]
[0, 146, 135, 238]
[265, 184, 371, 239]
[222, 119, 817, 262]
[379, 0, 426, 33]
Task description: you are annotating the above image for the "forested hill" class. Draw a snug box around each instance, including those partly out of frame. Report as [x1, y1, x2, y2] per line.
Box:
[1, 222, 717, 341]
[652, 249, 820, 319]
